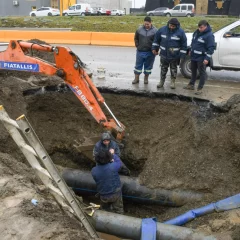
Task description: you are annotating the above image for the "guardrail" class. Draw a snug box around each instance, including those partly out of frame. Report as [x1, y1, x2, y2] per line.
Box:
[0, 30, 135, 47]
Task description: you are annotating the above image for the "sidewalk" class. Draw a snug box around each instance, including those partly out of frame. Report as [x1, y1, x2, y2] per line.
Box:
[92, 74, 240, 104]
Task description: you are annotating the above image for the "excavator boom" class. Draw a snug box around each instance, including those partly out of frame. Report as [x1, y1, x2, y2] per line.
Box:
[0, 40, 125, 141]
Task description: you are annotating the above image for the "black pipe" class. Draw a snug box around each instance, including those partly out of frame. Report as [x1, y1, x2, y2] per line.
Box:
[62, 169, 202, 207]
[91, 210, 217, 240]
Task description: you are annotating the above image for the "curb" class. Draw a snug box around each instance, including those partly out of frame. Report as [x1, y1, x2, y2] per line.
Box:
[0, 30, 135, 47]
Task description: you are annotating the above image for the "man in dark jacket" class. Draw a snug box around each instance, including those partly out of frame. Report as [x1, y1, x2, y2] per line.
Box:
[93, 132, 130, 176]
[184, 20, 215, 95]
[91, 150, 124, 213]
[132, 16, 157, 85]
[93, 132, 120, 158]
[152, 18, 187, 89]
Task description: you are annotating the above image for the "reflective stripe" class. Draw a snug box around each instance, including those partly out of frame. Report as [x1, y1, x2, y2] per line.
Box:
[134, 69, 142, 73]
[161, 34, 167, 38]
[171, 36, 180, 40]
[152, 43, 160, 46]
[206, 54, 212, 58]
[198, 38, 205, 43]
[194, 50, 202, 54]
[145, 69, 152, 72]
[180, 50, 187, 53]
[160, 46, 166, 50]
[172, 48, 180, 51]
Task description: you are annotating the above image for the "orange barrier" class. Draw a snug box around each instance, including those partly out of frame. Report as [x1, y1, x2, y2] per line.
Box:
[0, 31, 135, 47]
[91, 32, 134, 47]
[0, 31, 92, 45]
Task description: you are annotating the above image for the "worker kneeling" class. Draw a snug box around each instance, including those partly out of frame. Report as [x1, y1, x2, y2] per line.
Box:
[91, 150, 124, 214]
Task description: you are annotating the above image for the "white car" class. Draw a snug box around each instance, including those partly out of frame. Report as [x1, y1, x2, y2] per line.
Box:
[30, 7, 60, 17]
[111, 9, 123, 16]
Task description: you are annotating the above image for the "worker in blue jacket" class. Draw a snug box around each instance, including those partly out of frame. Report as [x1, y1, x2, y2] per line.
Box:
[93, 132, 130, 176]
[93, 132, 120, 159]
[184, 20, 215, 95]
[91, 150, 124, 213]
[152, 18, 187, 89]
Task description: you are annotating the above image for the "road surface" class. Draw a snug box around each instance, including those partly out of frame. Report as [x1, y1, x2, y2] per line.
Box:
[1, 44, 240, 103]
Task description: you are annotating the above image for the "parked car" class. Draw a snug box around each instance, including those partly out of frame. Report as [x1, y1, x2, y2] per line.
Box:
[106, 10, 111, 16]
[163, 4, 195, 17]
[95, 7, 107, 15]
[147, 7, 169, 16]
[63, 3, 92, 16]
[180, 20, 240, 78]
[111, 9, 123, 16]
[29, 7, 60, 17]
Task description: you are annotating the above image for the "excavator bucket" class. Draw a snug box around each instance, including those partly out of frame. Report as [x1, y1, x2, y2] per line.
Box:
[74, 136, 100, 162]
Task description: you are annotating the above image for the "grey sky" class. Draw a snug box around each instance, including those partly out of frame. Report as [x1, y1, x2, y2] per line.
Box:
[132, 0, 146, 8]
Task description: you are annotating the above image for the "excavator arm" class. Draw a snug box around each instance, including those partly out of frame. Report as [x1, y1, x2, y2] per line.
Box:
[0, 40, 125, 141]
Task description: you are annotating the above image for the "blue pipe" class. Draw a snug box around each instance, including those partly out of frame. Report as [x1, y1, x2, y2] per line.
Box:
[164, 193, 240, 226]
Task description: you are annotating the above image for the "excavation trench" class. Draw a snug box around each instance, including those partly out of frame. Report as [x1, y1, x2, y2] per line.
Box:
[0, 74, 240, 239]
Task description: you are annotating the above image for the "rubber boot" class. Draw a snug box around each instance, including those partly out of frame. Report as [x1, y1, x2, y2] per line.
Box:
[170, 78, 176, 89]
[157, 80, 165, 88]
[144, 74, 149, 84]
[132, 74, 140, 84]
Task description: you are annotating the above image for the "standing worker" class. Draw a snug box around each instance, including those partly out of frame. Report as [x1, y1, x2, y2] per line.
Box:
[132, 16, 157, 85]
[184, 20, 215, 95]
[152, 18, 187, 89]
[91, 150, 124, 214]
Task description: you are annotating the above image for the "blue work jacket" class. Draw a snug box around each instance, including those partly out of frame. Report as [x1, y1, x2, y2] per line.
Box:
[190, 25, 215, 62]
[152, 24, 187, 60]
[91, 154, 122, 196]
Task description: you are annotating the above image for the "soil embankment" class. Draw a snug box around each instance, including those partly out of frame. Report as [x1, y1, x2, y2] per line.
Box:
[0, 70, 240, 239]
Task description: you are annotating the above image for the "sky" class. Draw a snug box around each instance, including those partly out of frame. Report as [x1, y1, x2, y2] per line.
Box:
[132, 0, 146, 8]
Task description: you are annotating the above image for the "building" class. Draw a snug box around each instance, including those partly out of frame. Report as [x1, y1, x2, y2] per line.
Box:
[0, 0, 51, 16]
[0, 0, 132, 16]
[145, 0, 240, 16]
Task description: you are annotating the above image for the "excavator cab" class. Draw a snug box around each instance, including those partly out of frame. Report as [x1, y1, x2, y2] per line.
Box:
[0, 40, 125, 160]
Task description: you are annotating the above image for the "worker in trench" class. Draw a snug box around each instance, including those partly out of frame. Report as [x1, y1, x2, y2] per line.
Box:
[152, 18, 187, 89]
[91, 149, 124, 214]
[132, 16, 158, 85]
[93, 132, 130, 176]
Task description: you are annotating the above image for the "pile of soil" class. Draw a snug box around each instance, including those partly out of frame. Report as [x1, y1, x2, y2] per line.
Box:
[0, 152, 95, 240]
[0, 71, 240, 239]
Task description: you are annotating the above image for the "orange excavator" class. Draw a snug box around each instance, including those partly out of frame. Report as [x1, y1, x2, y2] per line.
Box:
[0, 40, 125, 147]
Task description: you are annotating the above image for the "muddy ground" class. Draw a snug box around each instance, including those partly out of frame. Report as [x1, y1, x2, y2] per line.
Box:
[0, 69, 240, 239]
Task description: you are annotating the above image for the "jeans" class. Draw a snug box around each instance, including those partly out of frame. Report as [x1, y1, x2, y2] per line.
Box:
[134, 50, 156, 75]
[160, 57, 178, 81]
[190, 60, 207, 89]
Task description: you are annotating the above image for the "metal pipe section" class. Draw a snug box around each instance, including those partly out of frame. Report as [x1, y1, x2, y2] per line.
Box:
[62, 169, 202, 207]
[91, 210, 217, 240]
[164, 193, 240, 226]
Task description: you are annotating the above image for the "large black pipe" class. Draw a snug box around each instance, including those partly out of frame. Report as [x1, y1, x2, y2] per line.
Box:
[62, 169, 202, 207]
[91, 210, 217, 240]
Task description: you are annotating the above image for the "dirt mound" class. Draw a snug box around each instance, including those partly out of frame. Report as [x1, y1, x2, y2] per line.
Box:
[139, 94, 240, 195]
[0, 152, 93, 240]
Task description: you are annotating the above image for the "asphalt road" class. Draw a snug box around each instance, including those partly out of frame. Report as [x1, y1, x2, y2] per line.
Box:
[1, 44, 240, 103]
[66, 45, 240, 82]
